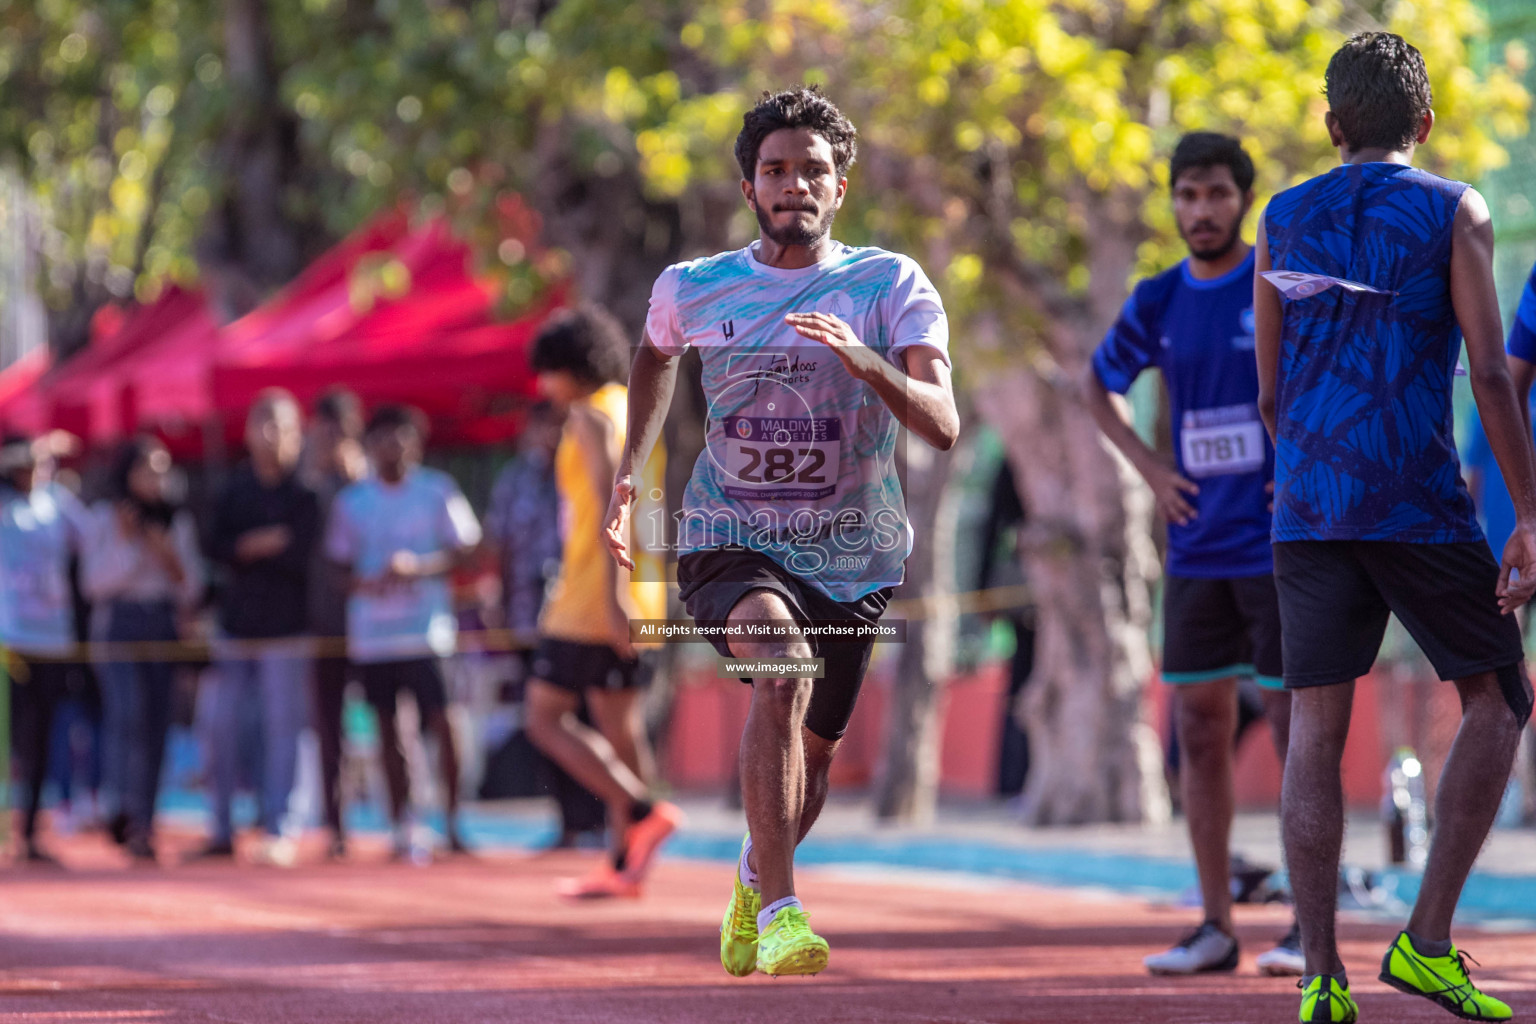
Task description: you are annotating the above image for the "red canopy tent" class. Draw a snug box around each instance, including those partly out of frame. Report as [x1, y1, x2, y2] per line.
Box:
[119, 213, 418, 452]
[210, 216, 553, 447]
[1, 286, 215, 445]
[1, 208, 553, 456]
[0, 346, 52, 436]
[129, 211, 549, 452]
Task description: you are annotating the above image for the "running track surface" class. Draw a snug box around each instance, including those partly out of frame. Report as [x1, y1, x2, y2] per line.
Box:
[1, 834, 1533, 1023]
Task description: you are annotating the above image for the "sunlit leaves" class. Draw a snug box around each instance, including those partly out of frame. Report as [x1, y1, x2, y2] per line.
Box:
[0, 0, 1524, 353]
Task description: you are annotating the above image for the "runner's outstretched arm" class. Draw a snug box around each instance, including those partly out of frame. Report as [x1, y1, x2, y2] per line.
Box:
[1454, 188, 1536, 612]
[605, 339, 679, 570]
[783, 312, 958, 451]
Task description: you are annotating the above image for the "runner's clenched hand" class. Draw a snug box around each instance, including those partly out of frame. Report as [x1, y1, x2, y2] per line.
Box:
[1498, 521, 1536, 614]
[784, 312, 886, 380]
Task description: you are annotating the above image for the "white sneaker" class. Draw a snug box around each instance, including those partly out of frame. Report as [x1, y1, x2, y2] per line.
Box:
[391, 824, 433, 866]
[251, 835, 299, 868]
[1255, 921, 1305, 976]
[1143, 922, 1239, 975]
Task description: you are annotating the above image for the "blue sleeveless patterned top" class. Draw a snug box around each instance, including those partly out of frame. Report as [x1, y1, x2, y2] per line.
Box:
[1263, 162, 1481, 544]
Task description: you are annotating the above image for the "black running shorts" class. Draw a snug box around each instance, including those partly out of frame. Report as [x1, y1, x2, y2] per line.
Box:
[1273, 540, 1532, 722]
[1161, 574, 1284, 690]
[531, 637, 655, 694]
[676, 547, 892, 742]
[358, 657, 449, 718]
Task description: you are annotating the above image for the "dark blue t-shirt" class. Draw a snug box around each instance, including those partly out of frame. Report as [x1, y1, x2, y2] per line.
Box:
[1462, 403, 1536, 560]
[1264, 163, 1481, 544]
[1092, 250, 1274, 578]
[1473, 258, 1536, 557]
[1506, 259, 1536, 364]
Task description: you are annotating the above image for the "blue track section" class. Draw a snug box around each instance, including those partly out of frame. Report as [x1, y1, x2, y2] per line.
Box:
[153, 786, 1536, 926]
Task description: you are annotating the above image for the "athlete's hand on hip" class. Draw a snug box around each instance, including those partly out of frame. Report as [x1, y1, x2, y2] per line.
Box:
[1497, 522, 1536, 613]
[1265, 480, 1275, 514]
[604, 474, 638, 570]
[1140, 459, 1199, 526]
[785, 313, 885, 380]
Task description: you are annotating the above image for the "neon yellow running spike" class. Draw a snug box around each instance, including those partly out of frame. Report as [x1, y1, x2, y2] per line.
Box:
[1379, 931, 1512, 1021]
[756, 906, 829, 977]
[719, 837, 760, 978]
[1299, 975, 1359, 1023]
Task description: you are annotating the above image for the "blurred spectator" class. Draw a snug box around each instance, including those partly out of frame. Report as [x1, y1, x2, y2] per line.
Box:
[975, 458, 1035, 797]
[0, 434, 90, 863]
[485, 402, 606, 847]
[194, 390, 319, 865]
[325, 406, 481, 861]
[47, 453, 104, 836]
[83, 436, 203, 862]
[486, 403, 564, 642]
[300, 387, 366, 858]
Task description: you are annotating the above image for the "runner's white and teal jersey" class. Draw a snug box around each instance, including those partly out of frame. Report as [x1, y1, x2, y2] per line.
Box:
[645, 241, 949, 602]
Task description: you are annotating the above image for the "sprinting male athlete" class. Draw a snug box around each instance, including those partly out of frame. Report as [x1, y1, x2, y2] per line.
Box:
[605, 87, 958, 977]
[1256, 32, 1536, 1024]
[1085, 131, 1300, 978]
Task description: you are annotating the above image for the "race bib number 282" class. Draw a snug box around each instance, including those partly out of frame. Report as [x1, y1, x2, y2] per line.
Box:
[720, 416, 841, 500]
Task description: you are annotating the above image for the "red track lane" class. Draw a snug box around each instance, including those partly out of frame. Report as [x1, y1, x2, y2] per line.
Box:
[0, 833, 1532, 1023]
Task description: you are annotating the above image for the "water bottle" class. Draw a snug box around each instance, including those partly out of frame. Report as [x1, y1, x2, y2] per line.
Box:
[1382, 747, 1428, 869]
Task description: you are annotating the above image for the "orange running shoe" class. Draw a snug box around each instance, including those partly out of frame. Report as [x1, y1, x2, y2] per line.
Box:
[622, 801, 685, 881]
[556, 864, 642, 900]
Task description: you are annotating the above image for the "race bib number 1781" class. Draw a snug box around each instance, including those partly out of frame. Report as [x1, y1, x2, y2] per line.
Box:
[1180, 404, 1265, 478]
[720, 416, 841, 500]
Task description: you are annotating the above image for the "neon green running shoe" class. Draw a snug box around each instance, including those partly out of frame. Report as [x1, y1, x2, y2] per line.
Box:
[756, 906, 829, 977]
[1298, 975, 1359, 1023]
[719, 838, 760, 978]
[1379, 931, 1511, 1021]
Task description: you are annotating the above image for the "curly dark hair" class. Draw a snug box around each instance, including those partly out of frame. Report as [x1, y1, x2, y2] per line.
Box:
[1325, 32, 1432, 153]
[1170, 132, 1254, 193]
[734, 86, 858, 181]
[529, 305, 631, 387]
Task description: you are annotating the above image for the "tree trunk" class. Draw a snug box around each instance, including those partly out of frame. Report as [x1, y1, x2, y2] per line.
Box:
[973, 359, 1167, 826]
[200, 0, 314, 319]
[874, 433, 962, 823]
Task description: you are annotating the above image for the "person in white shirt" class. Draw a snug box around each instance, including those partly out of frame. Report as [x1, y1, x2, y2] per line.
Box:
[82, 436, 203, 863]
[325, 406, 481, 861]
[0, 434, 89, 863]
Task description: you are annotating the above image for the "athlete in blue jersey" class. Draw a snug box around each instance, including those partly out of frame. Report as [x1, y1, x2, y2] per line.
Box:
[1255, 34, 1536, 1024]
[1504, 259, 1536, 437]
[1086, 132, 1299, 978]
[604, 89, 959, 978]
[1463, 395, 1536, 561]
[1480, 259, 1536, 563]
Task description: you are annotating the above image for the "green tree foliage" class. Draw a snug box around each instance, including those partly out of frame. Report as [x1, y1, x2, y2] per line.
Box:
[0, 0, 217, 346]
[3, 0, 1522, 354]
